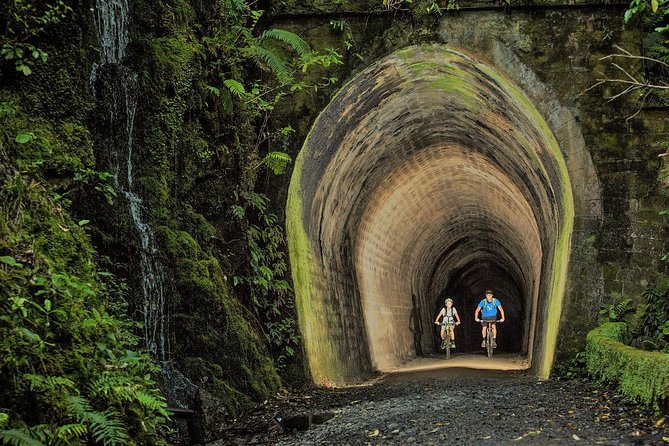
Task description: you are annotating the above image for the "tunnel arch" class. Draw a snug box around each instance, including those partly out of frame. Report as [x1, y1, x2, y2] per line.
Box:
[286, 45, 574, 383]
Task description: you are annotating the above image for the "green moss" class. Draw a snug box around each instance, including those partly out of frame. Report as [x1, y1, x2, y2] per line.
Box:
[428, 76, 477, 105]
[286, 133, 350, 384]
[1, 94, 94, 175]
[148, 36, 196, 89]
[156, 225, 281, 407]
[179, 357, 252, 416]
[587, 322, 669, 411]
[407, 61, 439, 75]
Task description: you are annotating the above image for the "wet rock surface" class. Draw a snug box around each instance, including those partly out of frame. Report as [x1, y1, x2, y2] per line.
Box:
[220, 366, 669, 445]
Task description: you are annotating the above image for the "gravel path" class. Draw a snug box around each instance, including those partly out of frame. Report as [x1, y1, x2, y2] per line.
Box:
[220, 356, 669, 446]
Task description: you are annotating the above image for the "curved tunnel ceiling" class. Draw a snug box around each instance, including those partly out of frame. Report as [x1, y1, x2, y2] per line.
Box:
[287, 45, 574, 384]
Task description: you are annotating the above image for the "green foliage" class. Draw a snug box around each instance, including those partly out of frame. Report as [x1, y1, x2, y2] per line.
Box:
[73, 168, 117, 206]
[586, 323, 669, 411]
[625, 0, 669, 28]
[623, 0, 669, 94]
[185, 0, 346, 378]
[230, 191, 298, 372]
[330, 20, 355, 51]
[260, 151, 292, 175]
[629, 280, 669, 353]
[554, 351, 588, 380]
[1, 0, 72, 75]
[598, 294, 635, 323]
[0, 430, 43, 446]
[0, 122, 168, 443]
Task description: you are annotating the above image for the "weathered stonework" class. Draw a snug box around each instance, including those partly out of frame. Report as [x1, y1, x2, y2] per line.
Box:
[277, 3, 669, 383]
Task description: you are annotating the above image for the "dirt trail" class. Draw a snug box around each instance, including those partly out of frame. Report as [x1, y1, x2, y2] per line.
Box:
[220, 354, 669, 446]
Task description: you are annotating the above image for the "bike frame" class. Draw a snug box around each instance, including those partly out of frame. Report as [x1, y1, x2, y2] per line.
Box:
[485, 321, 494, 357]
[443, 323, 452, 360]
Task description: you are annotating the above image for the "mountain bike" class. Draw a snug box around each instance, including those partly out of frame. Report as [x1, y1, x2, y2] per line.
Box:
[479, 318, 502, 358]
[436, 322, 459, 360]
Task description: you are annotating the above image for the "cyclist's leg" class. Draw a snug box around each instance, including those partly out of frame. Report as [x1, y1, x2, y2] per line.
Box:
[440, 325, 446, 340]
[481, 322, 487, 347]
[450, 324, 455, 341]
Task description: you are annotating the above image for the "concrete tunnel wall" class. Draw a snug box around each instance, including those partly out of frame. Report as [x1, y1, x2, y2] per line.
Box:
[286, 45, 576, 384]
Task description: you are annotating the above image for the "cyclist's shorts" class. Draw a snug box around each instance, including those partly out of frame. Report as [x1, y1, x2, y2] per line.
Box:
[481, 317, 497, 326]
[440, 321, 455, 327]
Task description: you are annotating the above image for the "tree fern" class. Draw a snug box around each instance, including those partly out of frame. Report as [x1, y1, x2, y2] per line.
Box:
[0, 430, 43, 446]
[259, 29, 311, 56]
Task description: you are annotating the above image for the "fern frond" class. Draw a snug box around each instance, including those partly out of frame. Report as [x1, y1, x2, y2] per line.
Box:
[252, 46, 293, 84]
[644, 32, 669, 63]
[66, 396, 129, 446]
[0, 429, 44, 446]
[24, 374, 75, 392]
[55, 423, 87, 440]
[259, 29, 311, 56]
[88, 373, 137, 401]
[223, 79, 245, 97]
[134, 391, 169, 415]
[262, 151, 292, 175]
[89, 411, 128, 446]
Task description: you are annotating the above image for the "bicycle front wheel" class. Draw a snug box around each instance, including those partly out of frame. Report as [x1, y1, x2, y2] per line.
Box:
[487, 329, 493, 358]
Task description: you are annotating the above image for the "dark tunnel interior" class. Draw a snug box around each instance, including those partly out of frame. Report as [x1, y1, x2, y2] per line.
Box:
[434, 261, 526, 354]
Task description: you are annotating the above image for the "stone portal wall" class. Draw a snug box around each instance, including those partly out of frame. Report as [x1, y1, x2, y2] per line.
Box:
[273, 1, 669, 380]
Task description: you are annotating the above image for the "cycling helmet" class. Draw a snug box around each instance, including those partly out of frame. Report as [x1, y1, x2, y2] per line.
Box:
[444, 298, 453, 305]
[485, 289, 493, 295]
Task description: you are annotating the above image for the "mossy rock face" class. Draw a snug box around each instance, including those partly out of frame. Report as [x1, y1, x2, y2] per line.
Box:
[586, 323, 669, 412]
[156, 225, 281, 415]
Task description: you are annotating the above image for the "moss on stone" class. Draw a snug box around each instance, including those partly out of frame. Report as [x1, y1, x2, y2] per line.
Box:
[1, 93, 94, 176]
[286, 131, 351, 384]
[586, 322, 669, 412]
[156, 225, 281, 410]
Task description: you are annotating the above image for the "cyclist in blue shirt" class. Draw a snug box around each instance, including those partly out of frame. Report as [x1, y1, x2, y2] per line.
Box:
[474, 289, 505, 348]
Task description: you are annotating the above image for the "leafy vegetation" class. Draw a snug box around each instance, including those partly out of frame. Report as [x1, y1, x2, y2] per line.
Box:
[586, 323, 669, 412]
[0, 118, 169, 443]
[1, 0, 72, 75]
[629, 281, 669, 353]
[589, 0, 669, 109]
[598, 294, 635, 323]
[189, 0, 344, 376]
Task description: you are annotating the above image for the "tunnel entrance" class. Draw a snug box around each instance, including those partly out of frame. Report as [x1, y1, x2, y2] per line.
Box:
[287, 45, 574, 384]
